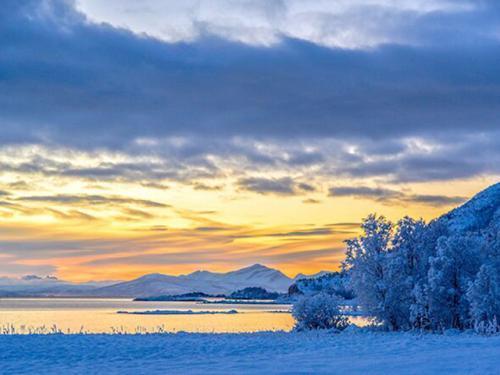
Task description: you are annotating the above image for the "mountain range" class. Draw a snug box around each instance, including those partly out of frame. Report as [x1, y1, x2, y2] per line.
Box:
[91, 264, 292, 298]
[0, 264, 295, 298]
[0, 276, 116, 297]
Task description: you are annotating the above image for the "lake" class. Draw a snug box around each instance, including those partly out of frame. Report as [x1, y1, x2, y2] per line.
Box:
[0, 298, 293, 334]
[0, 298, 369, 334]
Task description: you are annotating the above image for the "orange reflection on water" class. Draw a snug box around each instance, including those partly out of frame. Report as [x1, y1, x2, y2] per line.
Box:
[0, 298, 295, 334]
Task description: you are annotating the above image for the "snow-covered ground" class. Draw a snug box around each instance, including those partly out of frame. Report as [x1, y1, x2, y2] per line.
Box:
[1, 330, 498, 374]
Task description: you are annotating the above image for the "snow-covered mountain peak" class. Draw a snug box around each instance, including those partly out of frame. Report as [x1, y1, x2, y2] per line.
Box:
[135, 273, 172, 282]
[229, 264, 273, 275]
[90, 264, 293, 297]
[225, 264, 289, 282]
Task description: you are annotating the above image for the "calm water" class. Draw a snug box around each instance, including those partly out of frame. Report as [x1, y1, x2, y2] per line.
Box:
[0, 298, 369, 334]
[0, 298, 294, 334]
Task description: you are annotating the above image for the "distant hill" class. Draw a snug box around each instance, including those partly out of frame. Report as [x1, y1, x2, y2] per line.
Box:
[228, 287, 280, 300]
[90, 264, 293, 298]
[134, 292, 218, 302]
[0, 276, 116, 297]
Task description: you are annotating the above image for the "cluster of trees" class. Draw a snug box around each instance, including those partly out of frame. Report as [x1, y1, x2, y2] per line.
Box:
[344, 214, 500, 333]
[289, 272, 354, 300]
[228, 287, 280, 300]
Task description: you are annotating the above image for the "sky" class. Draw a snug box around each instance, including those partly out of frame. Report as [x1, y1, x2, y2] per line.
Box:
[0, 0, 499, 281]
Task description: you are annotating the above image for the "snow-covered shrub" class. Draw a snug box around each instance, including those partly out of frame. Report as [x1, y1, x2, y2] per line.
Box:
[292, 292, 348, 331]
[473, 317, 499, 335]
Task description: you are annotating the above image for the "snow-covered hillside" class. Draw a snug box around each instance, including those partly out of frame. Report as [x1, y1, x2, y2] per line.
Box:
[92, 264, 292, 297]
[438, 182, 500, 233]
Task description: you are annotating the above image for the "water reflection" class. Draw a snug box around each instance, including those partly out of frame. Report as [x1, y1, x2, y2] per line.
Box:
[0, 298, 370, 334]
[0, 298, 294, 334]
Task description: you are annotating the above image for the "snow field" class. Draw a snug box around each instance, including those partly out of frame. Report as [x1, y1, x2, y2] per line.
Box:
[0, 330, 498, 374]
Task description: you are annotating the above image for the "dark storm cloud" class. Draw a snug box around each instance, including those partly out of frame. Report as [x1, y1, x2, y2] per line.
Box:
[0, 0, 499, 182]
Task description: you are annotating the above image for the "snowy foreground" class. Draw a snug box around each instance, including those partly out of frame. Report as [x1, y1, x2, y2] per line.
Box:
[1, 330, 499, 374]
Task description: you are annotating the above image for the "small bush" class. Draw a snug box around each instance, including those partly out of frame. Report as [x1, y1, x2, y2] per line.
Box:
[474, 317, 500, 336]
[292, 292, 349, 331]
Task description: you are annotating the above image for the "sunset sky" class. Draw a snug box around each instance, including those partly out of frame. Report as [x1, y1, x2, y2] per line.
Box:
[0, 0, 499, 281]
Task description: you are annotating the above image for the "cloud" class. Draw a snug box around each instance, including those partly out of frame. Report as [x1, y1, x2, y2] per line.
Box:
[46, 208, 97, 221]
[0, 1, 499, 143]
[297, 183, 316, 192]
[238, 177, 296, 195]
[120, 208, 155, 220]
[405, 194, 466, 206]
[0, 0, 499, 184]
[237, 177, 315, 196]
[17, 194, 169, 208]
[329, 186, 466, 206]
[265, 228, 333, 237]
[303, 198, 321, 204]
[0, 0, 498, 279]
[330, 186, 400, 200]
[78, 0, 493, 49]
[192, 182, 224, 191]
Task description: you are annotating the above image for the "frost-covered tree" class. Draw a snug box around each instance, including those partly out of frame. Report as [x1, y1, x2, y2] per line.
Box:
[427, 235, 482, 330]
[339, 182, 500, 332]
[343, 215, 394, 328]
[292, 292, 349, 331]
[467, 264, 500, 334]
[383, 217, 426, 330]
[290, 272, 354, 300]
[409, 220, 449, 329]
[467, 232, 500, 334]
[341, 211, 499, 332]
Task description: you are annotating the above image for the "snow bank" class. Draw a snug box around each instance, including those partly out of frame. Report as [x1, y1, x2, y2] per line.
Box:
[0, 330, 498, 374]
